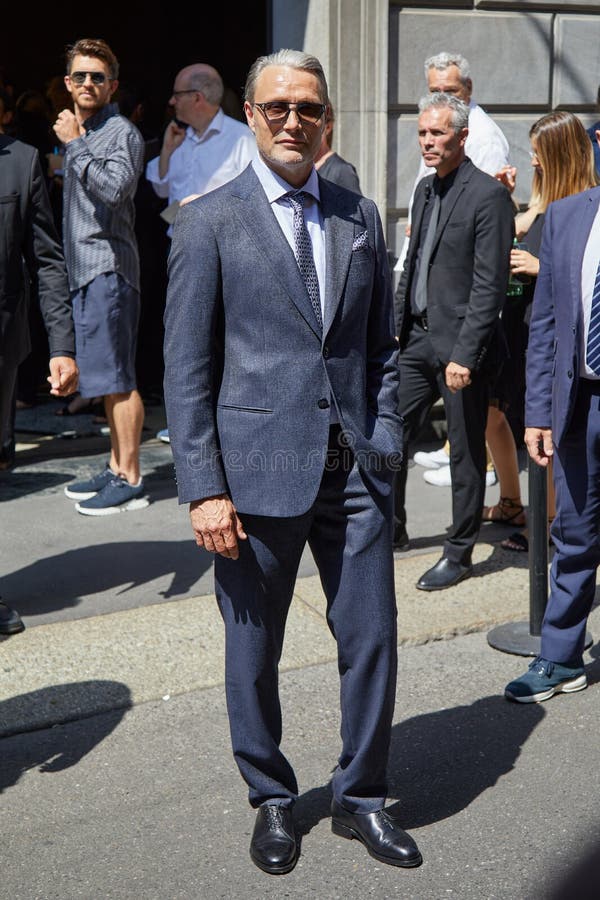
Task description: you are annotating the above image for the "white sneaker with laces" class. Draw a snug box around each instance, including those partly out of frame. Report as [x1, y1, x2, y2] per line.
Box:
[412, 448, 450, 469]
[423, 467, 497, 487]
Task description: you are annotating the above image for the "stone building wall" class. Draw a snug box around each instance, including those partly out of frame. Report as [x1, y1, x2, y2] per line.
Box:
[387, 0, 600, 256]
[271, 0, 600, 258]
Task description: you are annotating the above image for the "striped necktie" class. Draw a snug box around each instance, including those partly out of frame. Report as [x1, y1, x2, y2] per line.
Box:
[285, 191, 323, 330]
[586, 259, 600, 374]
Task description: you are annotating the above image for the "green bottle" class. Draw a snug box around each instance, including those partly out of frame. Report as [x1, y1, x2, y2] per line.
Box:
[507, 237, 523, 297]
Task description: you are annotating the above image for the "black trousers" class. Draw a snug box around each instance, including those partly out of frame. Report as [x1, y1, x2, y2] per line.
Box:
[394, 321, 490, 565]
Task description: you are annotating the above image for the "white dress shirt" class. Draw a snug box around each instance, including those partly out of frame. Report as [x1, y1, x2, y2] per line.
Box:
[252, 155, 326, 318]
[581, 202, 600, 379]
[146, 108, 256, 206]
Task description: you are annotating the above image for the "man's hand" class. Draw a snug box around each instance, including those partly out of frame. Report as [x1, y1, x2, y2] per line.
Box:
[190, 493, 247, 559]
[53, 109, 84, 144]
[158, 120, 187, 178]
[445, 361, 471, 394]
[47, 356, 79, 396]
[525, 427, 553, 467]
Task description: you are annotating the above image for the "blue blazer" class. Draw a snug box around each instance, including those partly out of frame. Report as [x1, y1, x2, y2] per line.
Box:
[526, 186, 600, 446]
[163, 165, 401, 516]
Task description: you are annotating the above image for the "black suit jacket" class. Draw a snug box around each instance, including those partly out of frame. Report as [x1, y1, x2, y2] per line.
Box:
[394, 157, 514, 372]
[0, 135, 73, 371]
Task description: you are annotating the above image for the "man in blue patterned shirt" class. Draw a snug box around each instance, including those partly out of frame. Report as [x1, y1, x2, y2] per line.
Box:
[55, 38, 148, 516]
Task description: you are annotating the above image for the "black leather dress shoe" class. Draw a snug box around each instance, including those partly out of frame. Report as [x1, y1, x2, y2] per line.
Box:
[392, 523, 410, 552]
[0, 600, 25, 636]
[416, 556, 473, 591]
[249, 804, 297, 875]
[331, 800, 422, 868]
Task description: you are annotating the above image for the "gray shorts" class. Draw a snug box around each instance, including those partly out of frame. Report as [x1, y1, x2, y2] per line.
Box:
[72, 272, 140, 398]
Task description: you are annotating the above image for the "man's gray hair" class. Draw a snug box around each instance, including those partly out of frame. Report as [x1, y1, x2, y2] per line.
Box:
[187, 69, 224, 106]
[418, 93, 470, 131]
[244, 49, 328, 104]
[424, 52, 471, 84]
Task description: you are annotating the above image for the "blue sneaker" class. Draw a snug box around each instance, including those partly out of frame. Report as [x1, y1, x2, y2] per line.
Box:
[156, 428, 170, 443]
[64, 465, 117, 500]
[505, 656, 587, 703]
[75, 475, 149, 516]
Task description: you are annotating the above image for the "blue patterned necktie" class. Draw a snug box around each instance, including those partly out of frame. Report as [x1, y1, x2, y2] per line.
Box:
[586, 258, 600, 374]
[286, 191, 323, 330]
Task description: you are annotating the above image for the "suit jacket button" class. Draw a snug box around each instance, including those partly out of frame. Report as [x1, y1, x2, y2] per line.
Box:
[323, 346, 330, 358]
[318, 398, 330, 409]
[567, 370, 573, 378]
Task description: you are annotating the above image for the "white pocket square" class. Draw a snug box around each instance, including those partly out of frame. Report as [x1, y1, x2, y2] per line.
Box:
[352, 231, 369, 251]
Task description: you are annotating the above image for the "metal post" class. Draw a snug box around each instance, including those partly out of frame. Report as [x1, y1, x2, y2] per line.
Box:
[488, 459, 592, 656]
[528, 459, 548, 635]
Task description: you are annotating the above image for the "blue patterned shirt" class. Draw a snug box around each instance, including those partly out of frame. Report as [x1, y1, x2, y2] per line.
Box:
[62, 103, 144, 291]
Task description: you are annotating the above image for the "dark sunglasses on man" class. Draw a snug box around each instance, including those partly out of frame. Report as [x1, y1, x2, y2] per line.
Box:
[254, 101, 326, 126]
[69, 71, 108, 85]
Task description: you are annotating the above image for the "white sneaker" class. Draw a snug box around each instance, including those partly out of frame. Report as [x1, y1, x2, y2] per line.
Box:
[413, 448, 450, 469]
[423, 467, 497, 487]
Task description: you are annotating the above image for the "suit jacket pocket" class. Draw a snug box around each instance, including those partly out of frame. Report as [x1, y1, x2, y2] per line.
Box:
[217, 404, 273, 414]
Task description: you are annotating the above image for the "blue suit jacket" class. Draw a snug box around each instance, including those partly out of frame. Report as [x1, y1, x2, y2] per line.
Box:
[163, 164, 401, 516]
[526, 186, 600, 446]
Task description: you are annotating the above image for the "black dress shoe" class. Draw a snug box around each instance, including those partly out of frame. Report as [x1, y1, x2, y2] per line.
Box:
[249, 804, 297, 875]
[331, 799, 422, 868]
[416, 556, 472, 591]
[393, 523, 410, 552]
[0, 600, 25, 636]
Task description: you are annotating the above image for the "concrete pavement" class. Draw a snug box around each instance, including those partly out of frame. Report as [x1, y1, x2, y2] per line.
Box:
[2, 396, 599, 898]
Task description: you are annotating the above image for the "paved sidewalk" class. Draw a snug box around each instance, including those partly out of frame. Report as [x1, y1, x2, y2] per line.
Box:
[2, 396, 597, 898]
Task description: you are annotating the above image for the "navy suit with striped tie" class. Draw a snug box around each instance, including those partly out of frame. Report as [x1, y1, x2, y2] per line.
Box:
[526, 186, 600, 663]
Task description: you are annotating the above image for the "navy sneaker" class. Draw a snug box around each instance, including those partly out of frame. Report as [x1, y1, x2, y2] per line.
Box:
[75, 475, 149, 516]
[64, 465, 117, 500]
[505, 656, 587, 704]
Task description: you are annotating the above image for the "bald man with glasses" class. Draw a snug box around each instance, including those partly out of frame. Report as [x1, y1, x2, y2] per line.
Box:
[146, 62, 255, 225]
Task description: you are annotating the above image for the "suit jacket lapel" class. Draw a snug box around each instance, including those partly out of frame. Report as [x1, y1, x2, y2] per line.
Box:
[231, 167, 322, 339]
[431, 161, 473, 253]
[320, 179, 355, 335]
[571, 191, 600, 317]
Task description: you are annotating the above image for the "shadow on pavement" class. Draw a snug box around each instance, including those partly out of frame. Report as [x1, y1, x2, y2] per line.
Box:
[0, 681, 132, 791]
[295, 691, 552, 836]
[0, 540, 213, 614]
[0, 471, 73, 500]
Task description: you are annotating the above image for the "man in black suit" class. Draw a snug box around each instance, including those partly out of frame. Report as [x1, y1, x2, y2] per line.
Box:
[394, 93, 513, 590]
[0, 133, 79, 632]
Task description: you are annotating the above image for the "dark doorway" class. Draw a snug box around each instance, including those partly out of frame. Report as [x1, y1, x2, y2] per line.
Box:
[1, 5, 268, 398]
[1, 6, 269, 133]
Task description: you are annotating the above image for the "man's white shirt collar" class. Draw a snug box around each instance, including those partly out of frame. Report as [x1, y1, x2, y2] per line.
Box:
[186, 107, 225, 144]
[252, 154, 320, 204]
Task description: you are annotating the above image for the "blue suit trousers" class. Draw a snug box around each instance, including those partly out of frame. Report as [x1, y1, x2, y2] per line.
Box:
[542, 379, 600, 662]
[215, 431, 398, 813]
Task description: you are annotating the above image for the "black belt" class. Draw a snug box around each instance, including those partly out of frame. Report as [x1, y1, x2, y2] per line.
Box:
[411, 313, 428, 331]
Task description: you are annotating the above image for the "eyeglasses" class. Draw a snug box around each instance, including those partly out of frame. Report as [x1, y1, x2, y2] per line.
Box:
[69, 71, 107, 85]
[172, 89, 199, 97]
[254, 101, 326, 125]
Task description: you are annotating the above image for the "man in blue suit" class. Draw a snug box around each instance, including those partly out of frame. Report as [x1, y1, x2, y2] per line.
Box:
[163, 50, 422, 873]
[505, 181, 600, 703]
